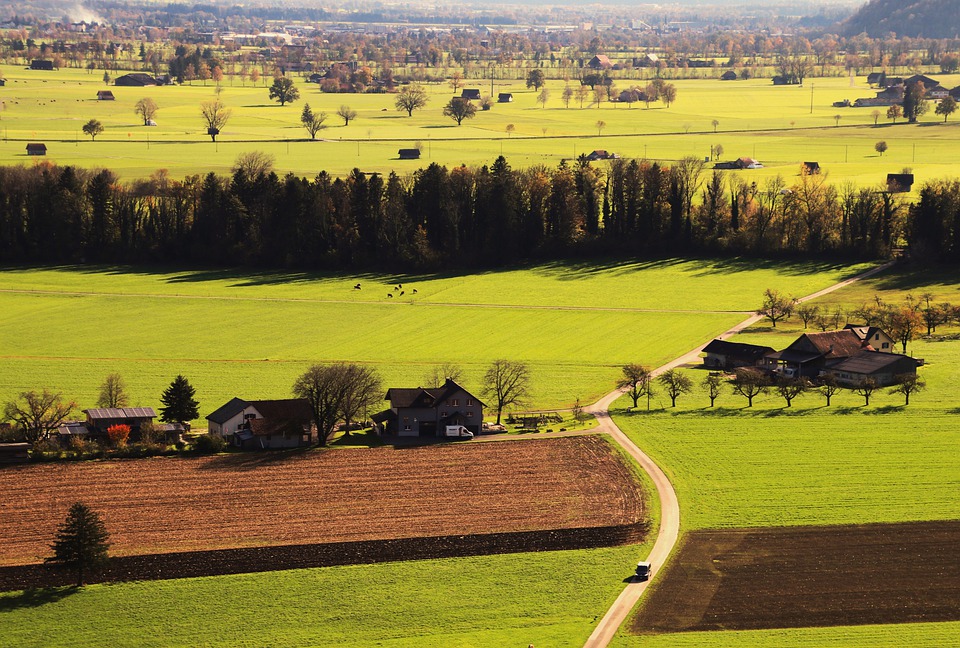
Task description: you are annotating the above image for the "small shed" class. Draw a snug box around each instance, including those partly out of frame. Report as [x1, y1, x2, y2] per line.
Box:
[498, 93, 513, 103]
[803, 161, 821, 174]
[702, 339, 776, 370]
[887, 173, 914, 193]
[461, 89, 481, 100]
[0, 443, 30, 464]
[26, 143, 47, 156]
[0, 79, 5, 86]
[398, 148, 421, 160]
[772, 75, 791, 85]
[720, 70, 737, 81]
[97, 90, 115, 100]
[867, 72, 886, 87]
[30, 60, 54, 71]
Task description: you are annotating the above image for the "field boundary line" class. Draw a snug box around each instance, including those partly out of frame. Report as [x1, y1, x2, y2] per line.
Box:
[581, 259, 896, 648]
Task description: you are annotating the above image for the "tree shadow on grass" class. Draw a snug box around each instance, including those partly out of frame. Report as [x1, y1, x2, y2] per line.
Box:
[0, 586, 79, 611]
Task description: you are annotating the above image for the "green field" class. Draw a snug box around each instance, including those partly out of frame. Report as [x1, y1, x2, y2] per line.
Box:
[3, 63, 960, 187]
[0, 259, 871, 418]
[0, 545, 640, 647]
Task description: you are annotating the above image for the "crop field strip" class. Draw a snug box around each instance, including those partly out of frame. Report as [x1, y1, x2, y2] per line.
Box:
[0, 436, 642, 567]
[630, 522, 960, 634]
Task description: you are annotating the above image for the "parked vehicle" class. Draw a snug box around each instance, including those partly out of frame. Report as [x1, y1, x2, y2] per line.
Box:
[444, 425, 474, 439]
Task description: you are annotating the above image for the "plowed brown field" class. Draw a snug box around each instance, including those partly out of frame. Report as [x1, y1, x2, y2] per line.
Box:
[0, 436, 643, 566]
[631, 521, 960, 633]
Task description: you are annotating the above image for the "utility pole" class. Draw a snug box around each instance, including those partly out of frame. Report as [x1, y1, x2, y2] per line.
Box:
[810, 83, 814, 114]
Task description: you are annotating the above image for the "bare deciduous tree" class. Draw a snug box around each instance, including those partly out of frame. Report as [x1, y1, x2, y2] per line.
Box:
[757, 289, 796, 327]
[889, 373, 925, 405]
[3, 390, 77, 443]
[97, 373, 129, 409]
[618, 364, 653, 409]
[818, 373, 840, 406]
[482, 360, 530, 424]
[658, 370, 692, 407]
[200, 99, 231, 141]
[703, 372, 724, 407]
[731, 368, 768, 407]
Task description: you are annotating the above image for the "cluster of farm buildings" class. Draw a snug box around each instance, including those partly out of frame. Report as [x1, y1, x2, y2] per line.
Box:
[45, 378, 485, 451]
[702, 324, 921, 386]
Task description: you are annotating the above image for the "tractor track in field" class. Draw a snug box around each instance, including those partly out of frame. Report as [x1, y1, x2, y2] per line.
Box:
[582, 259, 896, 648]
[0, 287, 747, 315]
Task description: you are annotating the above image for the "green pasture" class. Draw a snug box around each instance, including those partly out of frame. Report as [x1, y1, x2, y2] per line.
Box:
[0, 545, 639, 647]
[3, 63, 960, 186]
[0, 259, 869, 419]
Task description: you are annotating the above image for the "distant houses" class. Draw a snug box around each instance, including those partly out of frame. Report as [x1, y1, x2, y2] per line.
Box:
[97, 90, 115, 101]
[461, 88, 482, 100]
[586, 149, 620, 161]
[701, 325, 918, 387]
[588, 54, 613, 70]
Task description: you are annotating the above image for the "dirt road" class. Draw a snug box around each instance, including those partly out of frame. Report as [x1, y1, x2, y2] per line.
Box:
[581, 260, 896, 648]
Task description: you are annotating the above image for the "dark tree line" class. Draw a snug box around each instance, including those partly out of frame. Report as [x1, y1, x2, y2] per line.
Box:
[1, 158, 958, 271]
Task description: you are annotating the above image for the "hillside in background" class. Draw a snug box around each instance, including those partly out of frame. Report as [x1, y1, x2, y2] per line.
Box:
[844, 0, 960, 37]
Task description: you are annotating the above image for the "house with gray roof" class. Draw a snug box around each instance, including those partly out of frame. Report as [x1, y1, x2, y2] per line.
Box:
[372, 378, 484, 437]
[821, 350, 919, 387]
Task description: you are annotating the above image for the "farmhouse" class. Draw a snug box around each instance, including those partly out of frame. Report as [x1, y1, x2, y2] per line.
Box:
[398, 148, 421, 160]
[372, 378, 484, 437]
[702, 339, 776, 370]
[844, 324, 896, 352]
[30, 59, 54, 70]
[84, 407, 157, 437]
[821, 350, 920, 387]
[720, 70, 738, 81]
[207, 397, 314, 449]
[97, 90, 115, 100]
[461, 88, 482, 100]
[115, 73, 157, 86]
[764, 329, 876, 378]
[887, 173, 914, 193]
[25, 143, 47, 156]
[498, 93, 514, 103]
[854, 84, 904, 107]
[905, 74, 939, 89]
[867, 72, 886, 87]
[586, 149, 619, 161]
[588, 55, 613, 69]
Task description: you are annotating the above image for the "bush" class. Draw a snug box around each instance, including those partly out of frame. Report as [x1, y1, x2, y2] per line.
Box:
[106, 423, 130, 447]
[193, 433, 227, 454]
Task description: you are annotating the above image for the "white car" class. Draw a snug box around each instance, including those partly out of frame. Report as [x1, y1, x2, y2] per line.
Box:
[746, 161, 764, 169]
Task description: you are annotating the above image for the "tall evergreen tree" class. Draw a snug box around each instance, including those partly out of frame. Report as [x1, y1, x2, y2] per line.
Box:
[159, 374, 199, 426]
[46, 502, 110, 587]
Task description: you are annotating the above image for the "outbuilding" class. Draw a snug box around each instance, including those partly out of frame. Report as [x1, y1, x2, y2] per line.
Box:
[498, 93, 514, 103]
[702, 339, 775, 370]
[97, 90, 115, 100]
[887, 173, 914, 193]
[461, 88, 482, 100]
[398, 148, 421, 160]
[114, 73, 157, 86]
[821, 350, 920, 387]
[25, 143, 47, 156]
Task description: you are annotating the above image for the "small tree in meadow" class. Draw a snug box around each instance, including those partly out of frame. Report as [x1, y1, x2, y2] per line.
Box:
[795, 303, 820, 328]
[658, 370, 692, 407]
[756, 289, 796, 327]
[595, 120, 606, 136]
[82, 119, 104, 141]
[855, 377, 878, 406]
[732, 368, 768, 407]
[106, 424, 130, 447]
[775, 376, 807, 407]
[875, 141, 888, 156]
[703, 373, 723, 407]
[818, 373, 840, 406]
[890, 373, 925, 405]
[871, 109, 881, 125]
[619, 364, 653, 409]
[887, 104, 903, 124]
[935, 95, 957, 122]
[337, 105, 358, 126]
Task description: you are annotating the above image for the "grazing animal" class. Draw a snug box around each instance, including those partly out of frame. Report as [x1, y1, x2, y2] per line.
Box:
[400, 291, 404, 296]
[398, 284, 403, 289]
[412, 289, 418, 294]
[354, 283, 361, 290]
[387, 293, 393, 298]
[394, 286, 399, 291]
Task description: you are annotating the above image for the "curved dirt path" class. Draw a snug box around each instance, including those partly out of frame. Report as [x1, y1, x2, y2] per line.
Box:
[582, 260, 896, 648]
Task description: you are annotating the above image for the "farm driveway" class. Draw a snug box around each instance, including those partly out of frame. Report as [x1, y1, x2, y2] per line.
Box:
[581, 259, 896, 648]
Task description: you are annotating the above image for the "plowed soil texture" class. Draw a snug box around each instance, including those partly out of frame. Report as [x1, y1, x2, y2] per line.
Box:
[0, 435, 644, 567]
[631, 521, 960, 634]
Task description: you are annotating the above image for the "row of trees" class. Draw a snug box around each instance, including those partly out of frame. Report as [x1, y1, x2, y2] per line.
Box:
[619, 364, 925, 409]
[4, 154, 953, 270]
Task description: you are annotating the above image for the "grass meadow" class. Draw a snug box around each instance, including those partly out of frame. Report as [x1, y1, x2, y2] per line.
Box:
[0, 258, 871, 418]
[3, 63, 960, 187]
